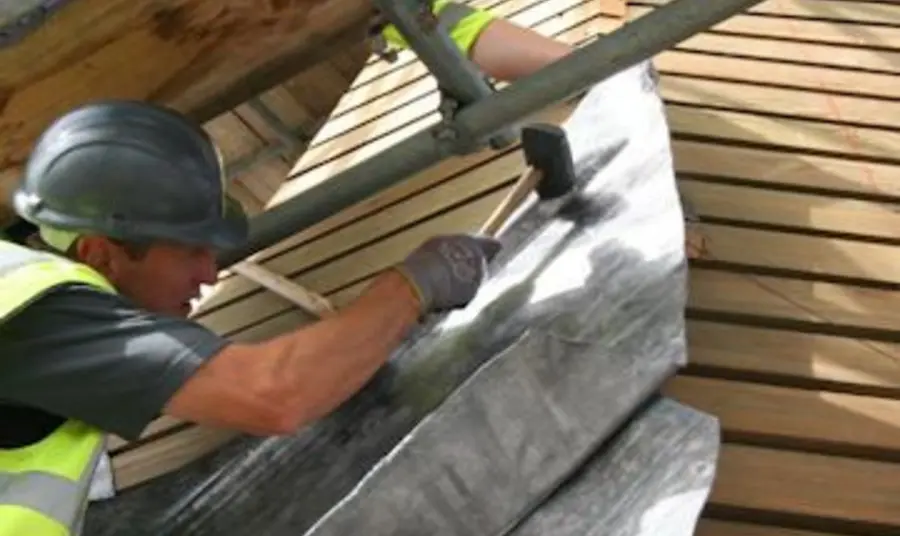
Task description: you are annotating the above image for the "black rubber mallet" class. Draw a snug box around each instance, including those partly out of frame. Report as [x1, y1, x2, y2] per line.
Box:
[479, 123, 576, 236]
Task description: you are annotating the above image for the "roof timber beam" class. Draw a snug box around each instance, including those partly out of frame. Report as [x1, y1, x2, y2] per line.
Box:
[0, 0, 375, 201]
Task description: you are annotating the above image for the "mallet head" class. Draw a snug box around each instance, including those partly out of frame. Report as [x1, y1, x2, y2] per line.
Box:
[521, 123, 577, 200]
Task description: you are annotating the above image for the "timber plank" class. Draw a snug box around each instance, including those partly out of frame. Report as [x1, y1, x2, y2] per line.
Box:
[636, 0, 900, 26]
[671, 32, 900, 74]
[696, 519, 843, 536]
[284, 14, 608, 185]
[196, 148, 527, 315]
[112, 426, 238, 491]
[671, 140, 900, 198]
[316, 1, 616, 145]
[201, 189, 508, 335]
[679, 180, 900, 242]
[630, 4, 900, 49]
[228, 278, 371, 343]
[663, 375, 900, 454]
[688, 268, 900, 334]
[655, 49, 900, 101]
[107, 416, 188, 453]
[660, 75, 900, 130]
[711, 444, 900, 532]
[285, 56, 900, 204]
[219, 95, 577, 279]
[686, 321, 900, 394]
[667, 105, 900, 163]
[201, 123, 897, 336]
[298, 30, 900, 186]
[692, 222, 900, 284]
[325, 36, 900, 161]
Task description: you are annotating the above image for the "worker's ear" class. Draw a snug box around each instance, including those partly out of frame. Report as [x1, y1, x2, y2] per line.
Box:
[74, 235, 118, 279]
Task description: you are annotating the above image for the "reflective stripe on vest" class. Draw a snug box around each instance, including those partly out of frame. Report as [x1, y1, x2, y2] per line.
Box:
[0, 239, 114, 536]
[381, 0, 497, 55]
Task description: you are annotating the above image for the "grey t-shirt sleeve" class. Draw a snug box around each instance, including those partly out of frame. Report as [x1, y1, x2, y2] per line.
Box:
[0, 283, 231, 440]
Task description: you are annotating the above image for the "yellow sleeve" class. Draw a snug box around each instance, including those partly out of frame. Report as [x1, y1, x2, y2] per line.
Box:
[381, 1, 497, 56]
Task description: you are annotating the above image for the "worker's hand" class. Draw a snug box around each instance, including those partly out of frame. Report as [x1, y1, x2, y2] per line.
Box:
[395, 234, 502, 314]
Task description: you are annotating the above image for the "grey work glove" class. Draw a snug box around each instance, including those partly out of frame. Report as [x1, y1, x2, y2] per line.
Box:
[395, 234, 502, 314]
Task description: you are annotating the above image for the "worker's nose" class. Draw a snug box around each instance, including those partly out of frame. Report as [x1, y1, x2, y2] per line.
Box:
[194, 250, 220, 286]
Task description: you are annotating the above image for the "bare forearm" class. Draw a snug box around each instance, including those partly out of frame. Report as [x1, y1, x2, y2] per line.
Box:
[470, 19, 573, 81]
[166, 234, 496, 436]
[259, 269, 420, 426]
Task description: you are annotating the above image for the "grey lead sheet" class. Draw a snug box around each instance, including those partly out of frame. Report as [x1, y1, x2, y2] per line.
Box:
[507, 397, 720, 536]
[85, 58, 714, 535]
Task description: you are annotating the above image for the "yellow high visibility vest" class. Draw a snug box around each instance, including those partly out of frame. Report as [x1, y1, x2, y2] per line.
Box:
[380, 0, 496, 55]
[0, 239, 115, 536]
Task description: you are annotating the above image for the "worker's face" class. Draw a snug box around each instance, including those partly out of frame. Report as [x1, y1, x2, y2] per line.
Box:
[76, 237, 219, 317]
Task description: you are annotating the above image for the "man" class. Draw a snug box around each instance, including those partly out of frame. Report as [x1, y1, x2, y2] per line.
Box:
[0, 7, 559, 534]
[0, 4, 692, 534]
[0, 99, 500, 536]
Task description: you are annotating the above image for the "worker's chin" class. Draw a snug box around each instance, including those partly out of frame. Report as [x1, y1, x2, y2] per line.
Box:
[175, 301, 194, 318]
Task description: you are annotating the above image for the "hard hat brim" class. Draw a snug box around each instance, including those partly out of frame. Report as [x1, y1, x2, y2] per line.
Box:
[12, 190, 250, 252]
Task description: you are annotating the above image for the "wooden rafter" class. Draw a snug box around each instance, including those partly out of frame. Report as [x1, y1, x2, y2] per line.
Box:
[0, 0, 375, 218]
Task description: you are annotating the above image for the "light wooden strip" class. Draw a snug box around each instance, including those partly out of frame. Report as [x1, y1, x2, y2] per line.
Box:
[656, 49, 900, 100]
[671, 140, 900, 198]
[284, 9, 608, 185]
[106, 415, 187, 452]
[688, 267, 900, 333]
[224, 278, 375, 345]
[630, 3, 900, 48]
[667, 105, 900, 163]
[686, 321, 900, 392]
[200, 188, 507, 335]
[329, 42, 900, 172]
[636, 0, 900, 26]
[111, 426, 238, 491]
[679, 180, 900, 241]
[288, 44, 900, 204]
[204, 112, 267, 163]
[304, 21, 900, 183]
[232, 261, 335, 317]
[696, 519, 845, 536]
[194, 102, 578, 318]
[195, 146, 530, 317]
[660, 75, 900, 130]
[218, 5, 900, 272]
[352, 0, 624, 87]
[673, 32, 900, 74]
[711, 444, 900, 530]
[694, 222, 900, 284]
[665, 375, 900, 452]
[316, 0, 614, 145]
[207, 138, 900, 331]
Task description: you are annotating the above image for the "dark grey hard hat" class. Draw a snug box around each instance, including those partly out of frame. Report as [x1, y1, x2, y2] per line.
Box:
[12, 99, 248, 250]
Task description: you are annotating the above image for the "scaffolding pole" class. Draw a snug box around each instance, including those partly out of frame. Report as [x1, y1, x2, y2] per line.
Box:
[217, 0, 765, 268]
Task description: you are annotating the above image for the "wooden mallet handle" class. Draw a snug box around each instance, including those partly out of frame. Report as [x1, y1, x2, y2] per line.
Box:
[479, 166, 543, 236]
